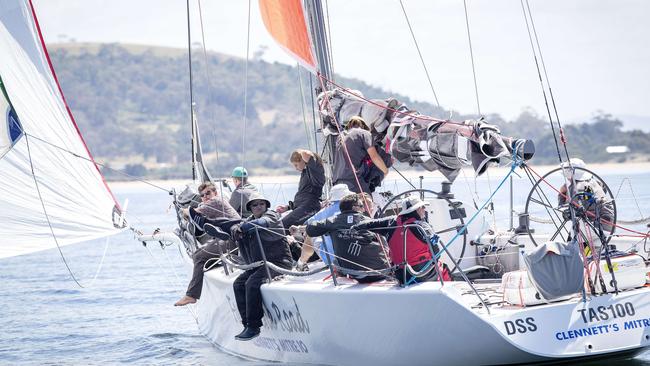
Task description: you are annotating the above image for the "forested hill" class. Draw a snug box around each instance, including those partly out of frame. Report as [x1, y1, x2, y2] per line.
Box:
[48, 43, 649, 179]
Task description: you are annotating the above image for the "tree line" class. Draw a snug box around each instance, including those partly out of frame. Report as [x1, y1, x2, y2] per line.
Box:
[48, 43, 649, 179]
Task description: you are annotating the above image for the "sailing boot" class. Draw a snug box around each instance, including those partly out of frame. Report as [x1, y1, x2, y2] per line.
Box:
[235, 327, 260, 341]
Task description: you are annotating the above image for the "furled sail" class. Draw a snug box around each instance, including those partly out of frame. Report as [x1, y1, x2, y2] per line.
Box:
[259, 0, 317, 73]
[318, 89, 535, 182]
[0, 0, 123, 259]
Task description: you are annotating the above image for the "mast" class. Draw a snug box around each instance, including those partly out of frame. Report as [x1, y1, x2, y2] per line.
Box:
[302, 0, 333, 82]
[186, 0, 197, 181]
[302, 0, 336, 186]
[185, 0, 212, 183]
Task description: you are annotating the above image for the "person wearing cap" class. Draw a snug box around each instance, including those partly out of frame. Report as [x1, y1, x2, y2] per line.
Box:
[289, 183, 354, 270]
[557, 158, 614, 245]
[175, 182, 241, 307]
[229, 166, 258, 217]
[277, 149, 325, 234]
[305, 193, 390, 283]
[353, 195, 448, 285]
[332, 116, 389, 193]
[230, 192, 292, 341]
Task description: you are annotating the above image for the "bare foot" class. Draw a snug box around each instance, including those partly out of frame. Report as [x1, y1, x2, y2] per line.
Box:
[174, 295, 197, 306]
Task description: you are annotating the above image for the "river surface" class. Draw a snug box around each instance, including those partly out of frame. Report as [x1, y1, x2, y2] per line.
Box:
[2, 168, 650, 365]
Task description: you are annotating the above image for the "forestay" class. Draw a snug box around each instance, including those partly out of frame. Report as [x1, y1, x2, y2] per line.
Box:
[0, 0, 122, 259]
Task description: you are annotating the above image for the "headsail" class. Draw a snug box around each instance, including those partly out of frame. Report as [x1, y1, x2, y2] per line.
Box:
[0, 0, 123, 259]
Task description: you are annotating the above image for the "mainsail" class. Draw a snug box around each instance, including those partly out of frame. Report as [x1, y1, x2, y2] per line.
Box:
[0, 0, 123, 259]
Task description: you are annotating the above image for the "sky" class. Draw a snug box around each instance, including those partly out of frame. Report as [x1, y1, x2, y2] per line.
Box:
[31, 0, 650, 123]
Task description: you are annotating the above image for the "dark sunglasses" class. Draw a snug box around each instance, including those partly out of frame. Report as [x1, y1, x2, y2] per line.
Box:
[250, 202, 267, 208]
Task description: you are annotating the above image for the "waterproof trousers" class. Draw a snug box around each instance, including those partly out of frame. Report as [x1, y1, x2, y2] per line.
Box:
[233, 266, 282, 329]
[186, 240, 234, 299]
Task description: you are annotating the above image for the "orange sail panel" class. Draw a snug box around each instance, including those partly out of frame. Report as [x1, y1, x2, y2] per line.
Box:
[259, 0, 317, 72]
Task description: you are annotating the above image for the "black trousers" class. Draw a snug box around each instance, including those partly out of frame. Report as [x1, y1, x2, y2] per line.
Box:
[281, 205, 319, 232]
[233, 266, 282, 329]
[186, 240, 234, 299]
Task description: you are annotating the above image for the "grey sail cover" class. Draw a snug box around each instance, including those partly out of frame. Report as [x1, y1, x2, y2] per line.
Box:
[317, 89, 532, 182]
[524, 241, 584, 300]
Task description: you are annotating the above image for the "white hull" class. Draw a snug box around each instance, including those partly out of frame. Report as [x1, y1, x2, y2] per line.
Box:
[194, 262, 650, 365]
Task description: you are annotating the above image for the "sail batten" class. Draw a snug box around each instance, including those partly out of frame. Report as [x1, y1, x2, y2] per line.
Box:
[0, 0, 122, 259]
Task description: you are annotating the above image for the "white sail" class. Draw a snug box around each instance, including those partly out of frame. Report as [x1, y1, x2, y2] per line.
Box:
[0, 0, 122, 259]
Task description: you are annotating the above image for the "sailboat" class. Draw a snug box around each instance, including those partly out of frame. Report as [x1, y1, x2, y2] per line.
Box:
[136, 1, 650, 364]
[4, 0, 650, 365]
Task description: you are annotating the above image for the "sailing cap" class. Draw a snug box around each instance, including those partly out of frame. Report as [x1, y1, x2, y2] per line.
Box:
[560, 158, 591, 181]
[231, 166, 248, 178]
[245, 192, 270, 212]
[398, 196, 429, 216]
[329, 184, 354, 202]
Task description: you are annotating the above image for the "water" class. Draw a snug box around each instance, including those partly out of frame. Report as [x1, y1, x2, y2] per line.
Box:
[2, 169, 650, 365]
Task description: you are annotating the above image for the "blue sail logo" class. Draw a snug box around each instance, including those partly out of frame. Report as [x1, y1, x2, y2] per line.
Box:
[1, 80, 24, 158]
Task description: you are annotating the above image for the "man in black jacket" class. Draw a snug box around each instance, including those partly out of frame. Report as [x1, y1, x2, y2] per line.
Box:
[231, 193, 292, 341]
[305, 193, 390, 283]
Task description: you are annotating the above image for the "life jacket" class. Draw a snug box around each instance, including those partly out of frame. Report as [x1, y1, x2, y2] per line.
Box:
[387, 216, 433, 267]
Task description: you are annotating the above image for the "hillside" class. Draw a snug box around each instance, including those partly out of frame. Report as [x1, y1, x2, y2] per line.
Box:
[47, 43, 650, 179]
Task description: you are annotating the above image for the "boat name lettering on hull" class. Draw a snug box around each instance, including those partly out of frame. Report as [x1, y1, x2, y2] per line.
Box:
[555, 323, 619, 340]
[263, 297, 310, 334]
[577, 302, 635, 324]
[253, 336, 309, 354]
[504, 317, 537, 335]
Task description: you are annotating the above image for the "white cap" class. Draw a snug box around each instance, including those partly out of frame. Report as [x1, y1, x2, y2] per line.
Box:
[561, 158, 592, 181]
[329, 184, 354, 202]
[398, 196, 429, 215]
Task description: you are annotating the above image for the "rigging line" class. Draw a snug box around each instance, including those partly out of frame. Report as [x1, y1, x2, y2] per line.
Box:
[309, 74, 319, 152]
[519, 0, 562, 164]
[186, 0, 197, 180]
[249, 224, 393, 275]
[522, 165, 567, 237]
[22, 133, 172, 193]
[615, 178, 645, 221]
[239, 0, 252, 213]
[197, 0, 222, 177]
[391, 166, 418, 190]
[460, 169, 479, 209]
[317, 74, 392, 265]
[241, 0, 252, 162]
[319, 75, 456, 126]
[524, 0, 569, 162]
[525, 164, 650, 238]
[323, 0, 335, 77]
[24, 134, 91, 288]
[484, 170, 497, 229]
[398, 0, 441, 108]
[462, 0, 481, 116]
[297, 66, 314, 151]
[142, 244, 198, 321]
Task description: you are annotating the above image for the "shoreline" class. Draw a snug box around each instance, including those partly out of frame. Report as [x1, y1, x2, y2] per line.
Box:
[107, 161, 650, 190]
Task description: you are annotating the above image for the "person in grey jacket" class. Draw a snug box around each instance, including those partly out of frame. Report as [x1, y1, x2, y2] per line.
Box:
[228, 166, 258, 217]
[305, 193, 390, 283]
[175, 182, 241, 307]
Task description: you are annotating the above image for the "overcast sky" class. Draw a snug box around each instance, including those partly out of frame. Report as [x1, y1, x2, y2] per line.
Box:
[32, 0, 650, 122]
